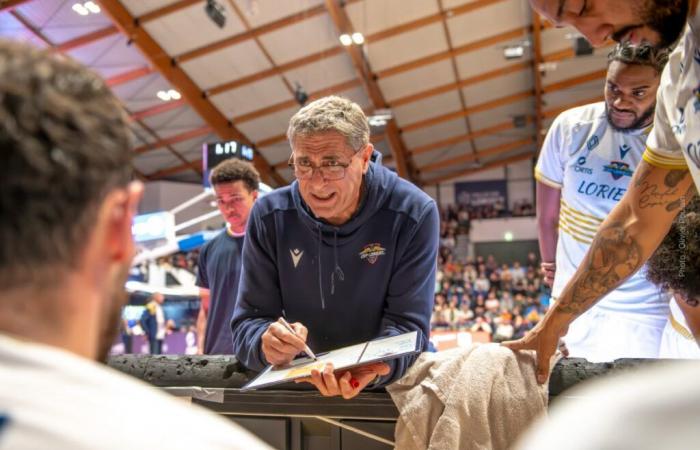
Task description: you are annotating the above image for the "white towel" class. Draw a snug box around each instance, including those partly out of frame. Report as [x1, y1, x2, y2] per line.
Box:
[387, 344, 554, 450]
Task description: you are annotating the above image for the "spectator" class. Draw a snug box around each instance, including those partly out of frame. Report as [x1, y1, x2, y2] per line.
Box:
[140, 293, 166, 355]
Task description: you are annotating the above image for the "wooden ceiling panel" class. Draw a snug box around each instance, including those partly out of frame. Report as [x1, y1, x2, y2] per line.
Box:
[257, 12, 338, 65]
[120, 0, 180, 18]
[392, 90, 463, 128]
[209, 75, 290, 118]
[345, 0, 439, 36]
[236, 105, 299, 143]
[257, 142, 293, 168]
[460, 69, 532, 105]
[143, 2, 246, 56]
[379, 59, 456, 102]
[467, 99, 534, 130]
[365, 22, 448, 73]
[140, 106, 206, 133]
[133, 148, 181, 173]
[233, 0, 324, 28]
[283, 51, 357, 94]
[403, 117, 468, 149]
[446, 0, 527, 48]
[454, 45, 529, 81]
[180, 39, 272, 90]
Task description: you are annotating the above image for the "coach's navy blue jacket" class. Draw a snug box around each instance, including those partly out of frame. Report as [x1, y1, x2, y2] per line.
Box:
[231, 151, 438, 386]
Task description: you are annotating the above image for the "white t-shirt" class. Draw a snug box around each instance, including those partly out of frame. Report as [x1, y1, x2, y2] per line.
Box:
[536, 102, 669, 319]
[644, 9, 700, 186]
[0, 334, 271, 450]
[515, 360, 700, 450]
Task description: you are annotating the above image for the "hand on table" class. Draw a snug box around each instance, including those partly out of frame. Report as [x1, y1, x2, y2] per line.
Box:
[502, 317, 567, 385]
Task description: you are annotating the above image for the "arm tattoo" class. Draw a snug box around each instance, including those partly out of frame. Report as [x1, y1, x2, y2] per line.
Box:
[638, 170, 688, 209]
[560, 222, 642, 315]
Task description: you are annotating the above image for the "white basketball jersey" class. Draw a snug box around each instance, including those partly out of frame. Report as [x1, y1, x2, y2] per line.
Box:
[536, 102, 669, 319]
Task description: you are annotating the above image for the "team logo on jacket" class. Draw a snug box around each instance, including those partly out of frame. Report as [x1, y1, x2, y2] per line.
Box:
[603, 161, 633, 180]
[290, 248, 303, 268]
[359, 243, 386, 264]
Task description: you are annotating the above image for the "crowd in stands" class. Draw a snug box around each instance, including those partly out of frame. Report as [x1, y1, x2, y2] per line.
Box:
[439, 199, 535, 227]
[435, 201, 548, 343]
[432, 251, 549, 342]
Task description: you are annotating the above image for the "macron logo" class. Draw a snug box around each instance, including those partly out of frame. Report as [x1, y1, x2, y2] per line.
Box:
[290, 249, 303, 268]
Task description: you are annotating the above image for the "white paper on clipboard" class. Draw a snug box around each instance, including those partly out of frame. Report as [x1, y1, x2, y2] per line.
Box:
[242, 331, 419, 390]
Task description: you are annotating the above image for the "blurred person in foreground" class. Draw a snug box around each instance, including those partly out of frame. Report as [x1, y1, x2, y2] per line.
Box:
[647, 195, 700, 357]
[0, 40, 268, 449]
[536, 43, 671, 361]
[196, 159, 259, 355]
[508, 0, 700, 383]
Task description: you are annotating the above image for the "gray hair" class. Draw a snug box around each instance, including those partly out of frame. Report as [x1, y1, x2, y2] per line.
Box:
[608, 42, 670, 74]
[287, 96, 369, 152]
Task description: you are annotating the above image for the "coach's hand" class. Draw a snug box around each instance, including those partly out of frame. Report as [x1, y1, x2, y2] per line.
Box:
[296, 362, 390, 400]
[261, 320, 309, 367]
[540, 262, 556, 287]
[502, 314, 567, 385]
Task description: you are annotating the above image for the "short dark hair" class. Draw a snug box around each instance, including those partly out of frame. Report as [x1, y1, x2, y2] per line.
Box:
[647, 194, 700, 300]
[0, 40, 132, 289]
[608, 42, 670, 74]
[209, 159, 260, 192]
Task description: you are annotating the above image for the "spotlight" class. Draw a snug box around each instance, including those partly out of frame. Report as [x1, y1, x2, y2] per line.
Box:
[351, 32, 365, 45]
[71, 3, 89, 15]
[294, 83, 308, 106]
[205, 0, 226, 29]
[503, 45, 524, 60]
[339, 34, 353, 46]
[84, 1, 100, 13]
[168, 89, 181, 100]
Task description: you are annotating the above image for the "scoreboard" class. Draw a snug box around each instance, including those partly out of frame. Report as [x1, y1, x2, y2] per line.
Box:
[202, 140, 254, 187]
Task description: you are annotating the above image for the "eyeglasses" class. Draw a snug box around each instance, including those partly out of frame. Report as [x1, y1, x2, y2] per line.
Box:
[287, 154, 352, 181]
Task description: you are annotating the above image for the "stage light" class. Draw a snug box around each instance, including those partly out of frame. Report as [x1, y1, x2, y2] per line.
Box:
[168, 89, 181, 100]
[84, 1, 100, 13]
[205, 0, 226, 28]
[72, 3, 89, 15]
[339, 34, 353, 46]
[352, 32, 365, 45]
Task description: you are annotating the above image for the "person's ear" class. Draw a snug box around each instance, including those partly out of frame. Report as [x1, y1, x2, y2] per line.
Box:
[361, 144, 373, 174]
[103, 181, 144, 263]
[252, 189, 259, 202]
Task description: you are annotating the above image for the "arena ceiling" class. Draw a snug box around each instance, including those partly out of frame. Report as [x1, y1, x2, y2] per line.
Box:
[0, 0, 613, 187]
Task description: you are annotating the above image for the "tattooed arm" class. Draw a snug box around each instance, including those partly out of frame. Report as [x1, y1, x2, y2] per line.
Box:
[504, 160, 695, 382]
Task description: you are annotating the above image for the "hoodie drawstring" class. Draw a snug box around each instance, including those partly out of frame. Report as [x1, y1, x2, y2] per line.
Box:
[317, 227, 346, 308]
[331, 229, 345, 296]
[317, 226, 325, 310]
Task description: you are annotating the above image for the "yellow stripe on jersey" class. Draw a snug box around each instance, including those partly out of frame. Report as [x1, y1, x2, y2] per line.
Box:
[558, 222, 593, 244]
[559, 213, 599, 234]
[560, 199, 604, 223]
[560, 204, 604, 228]
[534, 168, 563, 189]
[643, 147, 688, 170]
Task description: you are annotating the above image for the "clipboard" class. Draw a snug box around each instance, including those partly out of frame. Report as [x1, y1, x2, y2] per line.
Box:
[242, 331, 420, 390]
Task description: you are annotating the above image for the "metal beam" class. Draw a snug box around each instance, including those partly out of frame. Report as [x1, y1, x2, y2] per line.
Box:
[424, 151, 534, 185]
[100, 0, 285, 186]
[323, 0, 414, 182]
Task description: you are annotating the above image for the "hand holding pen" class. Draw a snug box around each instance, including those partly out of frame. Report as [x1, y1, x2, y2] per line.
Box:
[260, 317, 314, 366]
